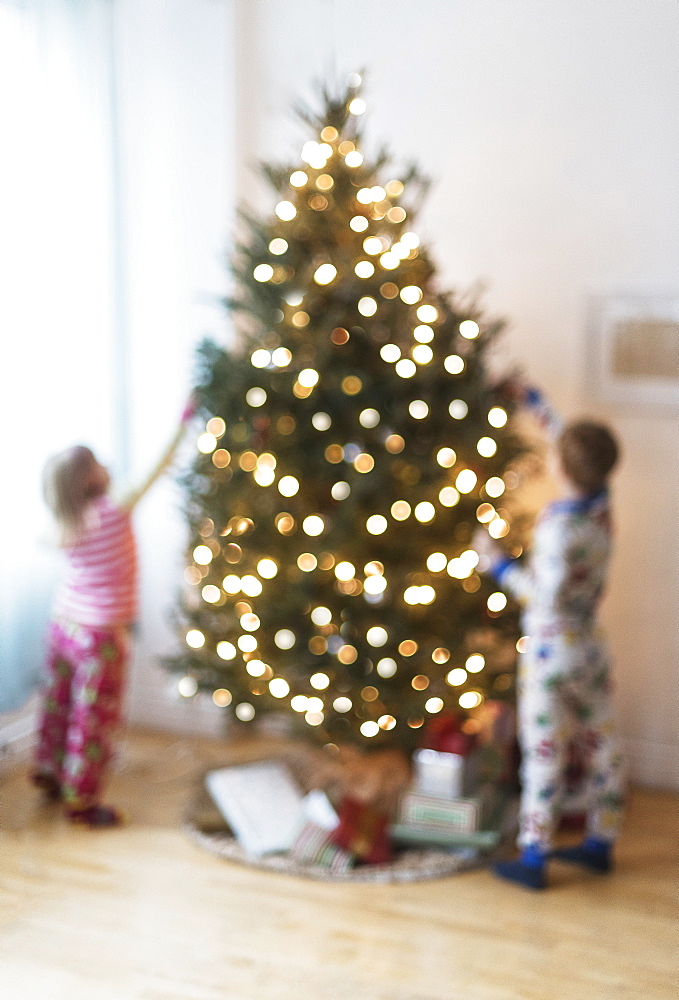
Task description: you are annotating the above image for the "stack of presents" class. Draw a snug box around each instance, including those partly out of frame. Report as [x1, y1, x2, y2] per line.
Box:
[204, 702, 518, 873]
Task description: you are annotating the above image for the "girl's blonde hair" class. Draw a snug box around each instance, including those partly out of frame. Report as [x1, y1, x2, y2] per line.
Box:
[43, 445, 102, 546]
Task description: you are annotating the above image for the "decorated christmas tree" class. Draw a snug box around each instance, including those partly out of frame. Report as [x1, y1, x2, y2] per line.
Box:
[171, 79, 524, 753]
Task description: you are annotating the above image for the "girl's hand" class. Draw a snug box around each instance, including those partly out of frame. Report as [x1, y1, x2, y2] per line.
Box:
[180, 394, 197, 424]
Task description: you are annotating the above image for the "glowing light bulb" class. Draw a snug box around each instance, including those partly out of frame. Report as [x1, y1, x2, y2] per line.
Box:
[235, 703, 255, 721]
[271, 347, 291, 367]
[366, 626, 388, 646]
[414, 324, 434, 343]
[466, 654, 485, 673]
[254, 559, 276, 581]
[275, 201, 296, 221]
[178, 676, 198, 697]
[439, 487, 460, 507]
[400, 285, 423, 304]
[275, 629, 296, 650]
[437, 447, 456, 468]
[193, 545, 212, 565]
[350, 216, 369, 232]
[197, 433, 217, 454]
[444, 355, 464, 375]
[251, 349, 270, 368]
[449, 399, 468, 420]
[456, 469, 478, 494]
[303, 515, 325, 536]
[363, 236, 383, 255]
[291, 695, 308, 713]
[238, 635, 257, 653]
[404, 586, 420, 605]
[335, 561, 356, 581]
[488, 517, 509, 539]
[334, 697, 352, 713]
[379, 251, 399, 270]
[360, 721, 379, 738]
[417, 304, 438, 323]
[359, 408, 380, 428]
[427, 552, 447, 572]
[358, 297, 377, 317]
[344, 150, 363, 167]
[487, 592, 508, 612]
[414, 502, 435, 522]
[366, 514, 388, 534]
[331, 481, 351, 500]
[212, 689, 232, 707]
[269, 678, 290, 699]
[380, 344, 401, 363]
[241, 575, 263, 597]
[485, 477, 506, 498]
[412, 344, 433, 365]
[217, 641, 236, 660]
[311, 606, 332, 626]
[395, 359, 416, 378]
[311, 412, 331, 431]
[476, 503, 496, 522]
[459, 691, 482, 709]
[391, 500, 411, 520]
[186, 629, 205, 649]
[446, 668, 467, 686]
[488, 406, 508, 428]
[253, 264, 274, 281]
[425, 697, 444, 714]
[356, 188, 373, 205]
[459, 320, 480, 339]
[202, 585, 220, 604]
[409, 400, 429, 419]
[377, 657, 397, 677]
[254, 467, 275, 487]
[355, 260, 374, 278]
[310, 672, 330, 690]
[400, 232, 420, 249]
[477, 436, 497, 457]
[246, 387, 267, 407]
[364, 575, 387, 594]
[290, 171, 308, 187]
[349, 98, 366, 115]
[314, 263, 337, 285]
[269, 238, 288, 255]
[298, 368, 319, 387]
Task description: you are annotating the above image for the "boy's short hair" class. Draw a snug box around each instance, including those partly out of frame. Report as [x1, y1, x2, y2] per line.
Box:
[557, 421, 620, 493]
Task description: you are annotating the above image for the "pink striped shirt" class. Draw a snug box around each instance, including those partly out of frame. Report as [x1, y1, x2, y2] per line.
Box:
[54, 495, 138, 627]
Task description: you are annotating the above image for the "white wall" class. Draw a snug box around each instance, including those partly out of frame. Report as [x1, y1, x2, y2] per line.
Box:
[229, 0, 679, 788]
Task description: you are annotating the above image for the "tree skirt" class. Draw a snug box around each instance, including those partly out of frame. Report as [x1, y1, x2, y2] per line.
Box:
[183, 819, 482, 884]
[184, 772, 491, 883]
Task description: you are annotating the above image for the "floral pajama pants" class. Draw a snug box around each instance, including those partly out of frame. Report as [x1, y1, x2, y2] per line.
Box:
[517, 626, 625, 850]
[34, 619, 128, 806]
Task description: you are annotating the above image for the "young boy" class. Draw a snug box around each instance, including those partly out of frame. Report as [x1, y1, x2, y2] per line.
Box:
[477, 417, 625, 889]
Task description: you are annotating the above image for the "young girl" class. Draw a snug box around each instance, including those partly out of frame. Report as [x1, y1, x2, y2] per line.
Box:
[476, 399, 625, 889]
[33, 411, 192, 827]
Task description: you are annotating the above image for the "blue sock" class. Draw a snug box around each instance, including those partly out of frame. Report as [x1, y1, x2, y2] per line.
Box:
[520, 843, 547, 868]
[551, 836, 613, 872]
[493, 843, 547, 890]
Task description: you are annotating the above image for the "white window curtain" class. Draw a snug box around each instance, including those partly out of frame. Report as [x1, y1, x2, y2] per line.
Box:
[0, 0, 122, 713]
[0, 0, 233, 731]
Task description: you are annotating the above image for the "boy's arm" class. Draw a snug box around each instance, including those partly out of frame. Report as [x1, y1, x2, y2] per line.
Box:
[121, 399, 196, 513]
[485, 510, 572, 611]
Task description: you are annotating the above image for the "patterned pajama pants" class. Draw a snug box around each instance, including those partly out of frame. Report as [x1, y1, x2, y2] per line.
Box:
[34, 619, 128, 807]
[517, 626, 625, 850]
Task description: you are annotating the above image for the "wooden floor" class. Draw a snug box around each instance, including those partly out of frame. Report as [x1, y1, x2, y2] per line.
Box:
[0, 729, 676, 1000]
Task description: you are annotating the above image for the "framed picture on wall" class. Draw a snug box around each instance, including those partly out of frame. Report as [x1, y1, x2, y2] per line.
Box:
[587, 293, 679, 409]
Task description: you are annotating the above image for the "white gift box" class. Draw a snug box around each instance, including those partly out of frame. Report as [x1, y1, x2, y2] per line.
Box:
[412, 748, 467, 799]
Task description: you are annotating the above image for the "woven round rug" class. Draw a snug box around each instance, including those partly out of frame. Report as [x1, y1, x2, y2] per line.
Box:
[183, 818, 483, 884]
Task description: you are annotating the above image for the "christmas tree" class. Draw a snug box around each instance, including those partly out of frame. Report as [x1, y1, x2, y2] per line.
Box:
[172, 79, 524, 752]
